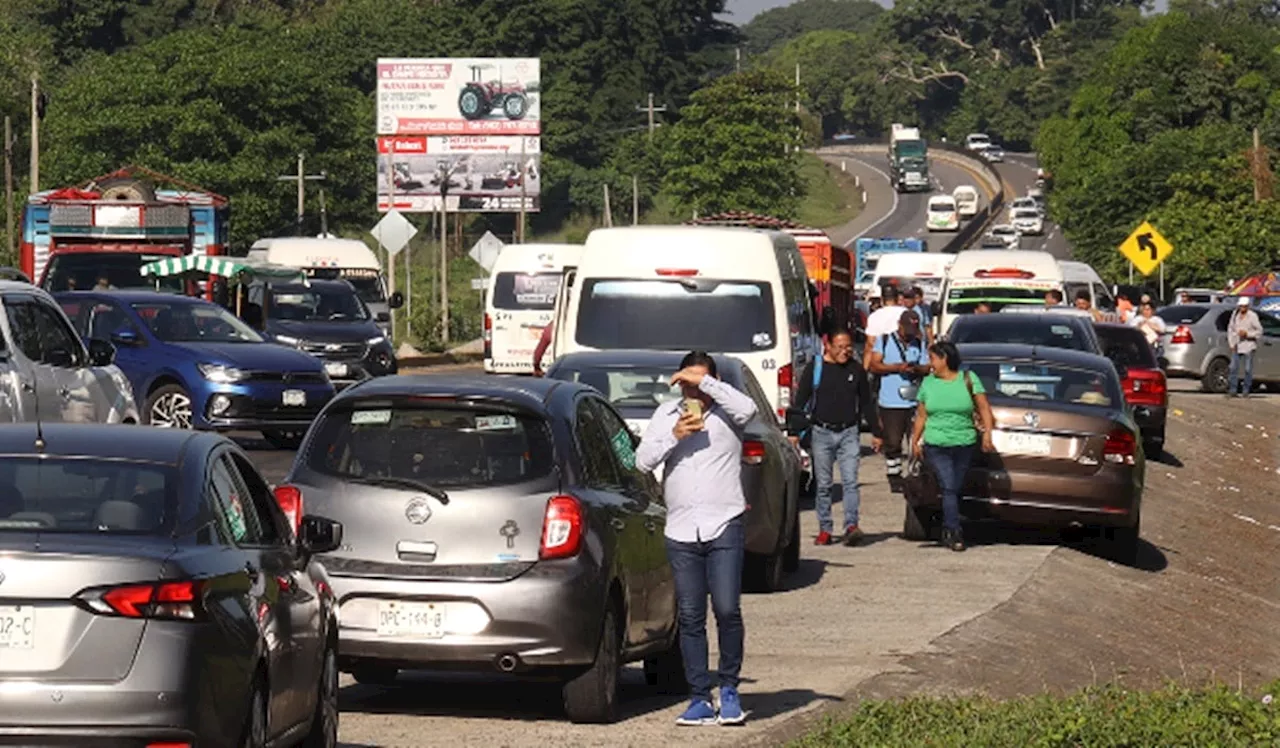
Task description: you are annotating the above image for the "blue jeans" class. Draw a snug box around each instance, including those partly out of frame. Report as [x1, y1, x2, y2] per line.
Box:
[1229, 350, 1255, 394]
[664, 516, 745, 701]
[812, 425, 861, 533]
[924, 444, 976, 532]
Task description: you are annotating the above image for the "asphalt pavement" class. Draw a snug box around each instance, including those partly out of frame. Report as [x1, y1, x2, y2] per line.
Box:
[992, 153, 1073, 259]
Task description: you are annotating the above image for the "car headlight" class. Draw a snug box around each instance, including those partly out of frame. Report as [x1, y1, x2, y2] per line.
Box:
[274, 335, 301, 346]
[199, 363, 249, 384]
[367, 335, 388, 346]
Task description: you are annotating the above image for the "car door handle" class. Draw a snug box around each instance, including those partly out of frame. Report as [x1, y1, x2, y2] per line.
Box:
[610, 518, 626, 531]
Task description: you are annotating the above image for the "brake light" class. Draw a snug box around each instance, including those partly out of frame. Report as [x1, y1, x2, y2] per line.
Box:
[82, 580, 204, 620]
[273, 484, 304, 536]
[742, 440, 766, 465]
[776, 363, 793, 419]
[1124, 369, 1167, 407]
[1103, 428, 1137, 465]
[483, 313, 492, 359]
[540, 495, 584, 560]
[655, 268, 699, 276]
[1170, 325, 1193, 345]
[975, 268, 1035, 279]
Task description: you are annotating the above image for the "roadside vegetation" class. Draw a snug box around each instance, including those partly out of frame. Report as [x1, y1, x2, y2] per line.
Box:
[794, 681, 1280, 747]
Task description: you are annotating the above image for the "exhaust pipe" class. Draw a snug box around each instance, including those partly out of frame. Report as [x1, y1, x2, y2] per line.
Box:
[496, 654, 519, 672]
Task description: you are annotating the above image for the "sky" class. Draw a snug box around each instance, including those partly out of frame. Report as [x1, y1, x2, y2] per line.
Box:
[722, 0, 1169, 24]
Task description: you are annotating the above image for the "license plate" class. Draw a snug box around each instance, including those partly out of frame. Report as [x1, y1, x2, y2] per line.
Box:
[324, 362, 349, 378]
[0, 606, 34, 650]
[282, 389, 306, 407]
[996, 430, 1053, 456]
[376, 601, 446, 639]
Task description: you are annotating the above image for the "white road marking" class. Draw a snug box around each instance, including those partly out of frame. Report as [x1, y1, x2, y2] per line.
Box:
[845, 157, 899, 245]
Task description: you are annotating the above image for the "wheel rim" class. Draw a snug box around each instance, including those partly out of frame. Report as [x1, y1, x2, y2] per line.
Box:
[460, 91, 479, 115]
[505, 96, 524, 117]
[150, 392, 192, 429]
[320, 651, 338, 747]
[1212, 362, 1229, 392]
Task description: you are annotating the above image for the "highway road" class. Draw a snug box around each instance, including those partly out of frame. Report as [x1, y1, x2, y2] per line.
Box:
[991, 152, 1073, 259]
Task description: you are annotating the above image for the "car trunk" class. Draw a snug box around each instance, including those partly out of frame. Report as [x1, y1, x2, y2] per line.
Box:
[0, 535, 173, 681]
[983, 400, 1123, 477]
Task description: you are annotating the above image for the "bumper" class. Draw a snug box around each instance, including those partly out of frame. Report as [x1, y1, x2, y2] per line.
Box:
[329, 559, 606, 672]
[1161, 345, 1204, 377]
[959, 465, 1141, 529]
[194, 383, 333, 430]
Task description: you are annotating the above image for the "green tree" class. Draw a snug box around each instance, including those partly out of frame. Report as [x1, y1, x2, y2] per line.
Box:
[739, 0, 883, 56]
[659, 70, 803, 217]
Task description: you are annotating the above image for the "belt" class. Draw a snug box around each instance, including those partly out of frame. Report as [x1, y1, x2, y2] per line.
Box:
[814, 420, 856, 432]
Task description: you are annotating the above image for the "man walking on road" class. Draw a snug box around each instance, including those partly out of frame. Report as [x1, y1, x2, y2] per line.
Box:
[1227, 297, 1264, 398]
[635, 351, 757, 727]
[869, 310, 929, 493]
[903, 287, 934, 345]
[793, 329, 879, 546]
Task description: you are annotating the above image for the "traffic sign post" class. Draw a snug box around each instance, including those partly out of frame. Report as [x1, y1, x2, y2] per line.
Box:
[371, 210, 419, 340]
[1118, 220, 1173, 277]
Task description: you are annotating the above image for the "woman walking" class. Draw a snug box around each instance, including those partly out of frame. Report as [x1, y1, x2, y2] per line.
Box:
[910, 342, 995, 551]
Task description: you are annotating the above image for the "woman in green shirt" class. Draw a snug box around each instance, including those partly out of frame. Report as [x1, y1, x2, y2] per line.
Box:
[910, 341, 995, 551]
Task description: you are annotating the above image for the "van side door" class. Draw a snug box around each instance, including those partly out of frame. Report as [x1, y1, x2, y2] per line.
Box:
[551, 267, 577, 359]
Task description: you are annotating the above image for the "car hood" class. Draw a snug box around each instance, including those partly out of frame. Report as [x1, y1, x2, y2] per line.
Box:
[266, 319, 381, 343]
[170, 341, 326, 371]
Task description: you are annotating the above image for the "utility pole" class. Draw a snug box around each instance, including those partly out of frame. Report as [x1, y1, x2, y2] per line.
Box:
[276, 153, 325, 235]
[29, 76, 39, 195]
[735, 47, 741, 73]
[795, 63, 802, 154]
[518, 138, 528, 242]
[4, 116, 13, 260]
[439, 183, 450, 346]
[1253, 127, 1264, 203]
[602, 184, 613, 227]
[637, 94, 668, 142]
[632, 175, 639, 225]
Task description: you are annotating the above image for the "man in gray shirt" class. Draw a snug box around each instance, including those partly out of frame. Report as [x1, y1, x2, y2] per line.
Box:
[1227, 297, 1265, 397]
[635, 350, 757, 727]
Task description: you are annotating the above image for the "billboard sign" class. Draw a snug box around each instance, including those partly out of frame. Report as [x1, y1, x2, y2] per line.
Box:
[376, 136, 540, 213]
[376, 58, 541, 136]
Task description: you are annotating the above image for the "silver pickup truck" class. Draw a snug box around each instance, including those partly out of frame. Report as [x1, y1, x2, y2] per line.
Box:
[0, 276, 138, 424]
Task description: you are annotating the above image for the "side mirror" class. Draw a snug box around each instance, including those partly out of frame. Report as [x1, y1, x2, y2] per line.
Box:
[388, 291, 405, 309]
[298, 515, 343, 555]
[375, 311, 391, 323]
[86, 338, 116, 367]
[110, 328, 139, 347]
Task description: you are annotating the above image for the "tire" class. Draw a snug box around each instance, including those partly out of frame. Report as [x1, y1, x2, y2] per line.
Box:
[902, 503, 930, 541]
[643, 634, 686, 694]
[240, 676, 268, 748]
[1202, 357, 1230, 393]
[563, 604, 621, 724]
[1104, 511, 1141, 566]
[782, 514, 801, 573]
[96, 177, 155, 203]
[144, 383, 194, 429]
[262, 430, 304, 450]
[1143, 440, 1162, 462]
[349, 662, 398, 686]
[744, 551, 785, 593]
[301, 646, 339, 748]
[503, 92, 528, 119]
[458, 86, 488, 120]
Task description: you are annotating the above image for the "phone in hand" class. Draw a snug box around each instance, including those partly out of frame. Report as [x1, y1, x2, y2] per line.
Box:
[681, 398, 704, 421]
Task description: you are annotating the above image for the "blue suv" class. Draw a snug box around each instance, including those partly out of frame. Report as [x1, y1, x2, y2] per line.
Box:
[56, 291, 336, 449]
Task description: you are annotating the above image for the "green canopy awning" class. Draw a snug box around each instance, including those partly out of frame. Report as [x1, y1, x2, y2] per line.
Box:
[139, 255, 306, 283]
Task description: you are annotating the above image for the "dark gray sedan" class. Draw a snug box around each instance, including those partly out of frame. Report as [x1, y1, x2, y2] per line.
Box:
[547, 350, 803, 593]
[0, 424, 343, 747]
[280, 375, 683, 724]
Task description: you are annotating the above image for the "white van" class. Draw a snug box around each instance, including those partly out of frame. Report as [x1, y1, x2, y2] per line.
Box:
[952, 185, 979, 218]
[483, 243, 583, 374]
[1059, 260, 1115, 311]
[926, 196, 960, 231]
[248, 237, 400, 335]
[551, 226, 819, 423]
[938, 249, 1064, 335]
[871, 252, 955, 306]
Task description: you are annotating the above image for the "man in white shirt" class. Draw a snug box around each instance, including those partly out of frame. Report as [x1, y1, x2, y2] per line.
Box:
[863, 285, 906, 368]
[1226, 297, 1264, 397]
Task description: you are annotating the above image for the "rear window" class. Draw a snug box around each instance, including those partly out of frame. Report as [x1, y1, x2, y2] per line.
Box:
[946, 287, 1050, 314]
[551, 365, 742, 411]
[963, 361, 1121, 408]
[306, 402, 555, 488]
[950, 317, 1090, 351]
[492, 272, 561, 311]
[930, 200, 956, 211]
[0, 458, 175, 534]
[576, 278, 777, 353]
[1156, 305, 1209, 326]
[1095, 327, 1157, 368]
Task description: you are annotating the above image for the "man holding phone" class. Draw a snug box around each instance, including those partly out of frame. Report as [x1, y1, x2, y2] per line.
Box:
[635, 351, 758, 727]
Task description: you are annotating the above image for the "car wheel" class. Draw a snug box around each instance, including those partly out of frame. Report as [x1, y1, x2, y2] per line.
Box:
[643, 632, 686, 694]
[902, 504, 931, 541]
[301, 646, 339, 748]
[240, 677, 268, 748]
[1103, 510, 1141, 566]
[1143, 440, 1163, 461]
[782, 515, 801, 573]
[744, 551, 785, 593]
[144, 384, 193, 429]
[563, 604, 621, 724]
[1202, 357, 1230, 393]
[349, 662, 398, 686]
[262, 430, 304, 450]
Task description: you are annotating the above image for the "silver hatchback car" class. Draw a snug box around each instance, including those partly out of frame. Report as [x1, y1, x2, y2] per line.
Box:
[1157, 303, 1280, 392]
[280, 375, 683, 723]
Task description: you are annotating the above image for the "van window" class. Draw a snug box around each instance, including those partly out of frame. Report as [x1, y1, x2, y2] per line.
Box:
[946, 286, 1047, 314]
[493, 272, 561, 311]
[576, 278, 777, 353]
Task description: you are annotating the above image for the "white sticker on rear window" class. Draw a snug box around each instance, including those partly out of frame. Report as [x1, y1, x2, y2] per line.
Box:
[475, 414, 517, 431]
[352, 409, 392, 425]
[1050, 325, 1073, 335]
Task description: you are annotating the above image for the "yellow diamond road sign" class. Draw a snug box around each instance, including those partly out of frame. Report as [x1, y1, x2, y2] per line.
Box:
[1119, 221, 1173, 276]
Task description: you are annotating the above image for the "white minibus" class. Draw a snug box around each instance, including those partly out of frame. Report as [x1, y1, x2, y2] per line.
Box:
[483, 243, 583, 374]
[938, 249, 1064, 335]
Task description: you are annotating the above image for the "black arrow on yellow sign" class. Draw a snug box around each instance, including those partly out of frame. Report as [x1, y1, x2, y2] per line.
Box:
[1137, 232, 1158, 260]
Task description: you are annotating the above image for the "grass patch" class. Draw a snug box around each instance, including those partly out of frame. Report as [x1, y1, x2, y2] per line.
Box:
[796, 153, 863, 229]
[792, 682, 1280, 747]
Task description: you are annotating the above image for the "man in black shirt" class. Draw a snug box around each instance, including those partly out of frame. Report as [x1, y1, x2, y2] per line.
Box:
[792, 328, 879, 546]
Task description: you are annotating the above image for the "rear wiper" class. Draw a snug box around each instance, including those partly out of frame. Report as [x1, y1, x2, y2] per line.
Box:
[349, 475, 450, 505]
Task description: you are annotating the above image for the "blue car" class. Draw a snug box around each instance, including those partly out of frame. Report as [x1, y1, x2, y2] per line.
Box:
[56, 291, 336, 448]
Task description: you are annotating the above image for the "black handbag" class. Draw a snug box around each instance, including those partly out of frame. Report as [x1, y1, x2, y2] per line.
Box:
[902, 454, 941, 508]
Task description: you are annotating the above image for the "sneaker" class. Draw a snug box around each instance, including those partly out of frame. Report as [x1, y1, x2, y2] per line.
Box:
[942, 528, 966, 552]
[717, 687, 746, 725]
[676, 699, 718, 726]
[843, 525, 865, 546]
[814, 531, 835, 546]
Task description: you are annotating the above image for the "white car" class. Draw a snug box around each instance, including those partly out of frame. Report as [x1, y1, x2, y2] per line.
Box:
[1008, 197, 1040, 216]
[926, 196, 960, 231]
[1011, 208, 1044, 236]
[952, 185, 980, 218]
[966, 133, 991, 151]
[987, 224, 1022, 249]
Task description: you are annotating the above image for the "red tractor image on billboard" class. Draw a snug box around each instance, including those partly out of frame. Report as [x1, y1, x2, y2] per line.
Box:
[458, 64, 538, 121]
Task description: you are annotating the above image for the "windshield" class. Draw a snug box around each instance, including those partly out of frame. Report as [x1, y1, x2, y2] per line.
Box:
[881, 276, 943, 299]
[134, 302, 264, 343]
[576, 278, 777, 353]
[950, 317, 1091, 351]
[43, 253, 184, 293]
[0, 458, 176, 534]
[270, 286, 369, 322]
[346, 276, 385, 304]
[550, 366, 685, 410]
[306, 402, 555, 488]
[963, 360, 1120, 409]
[896, 141, 926, 158]
[993, 227, 1017, 235]
[930, 201, 956, 212]
[947, 287, 1049, 314]
[493, 272, 561, 311]
[1014, 210, 1040, 219]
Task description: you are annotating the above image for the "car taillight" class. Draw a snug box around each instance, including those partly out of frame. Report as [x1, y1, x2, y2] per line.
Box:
[540, 495, 584, 560]
[1170, 325, 1193, 345]
[1103, 428, 1137, 465]
[1125, 369, 1167, 407]
[273, 484, 303, 537]
[483, 314, 493, 359]
[777, 363, 793, 419]
[81, 580, 204, 620]
[742, 440, 766, 465]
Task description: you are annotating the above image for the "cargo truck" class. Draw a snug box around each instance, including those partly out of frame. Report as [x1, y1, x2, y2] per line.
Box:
[888, 124, 930, 193]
